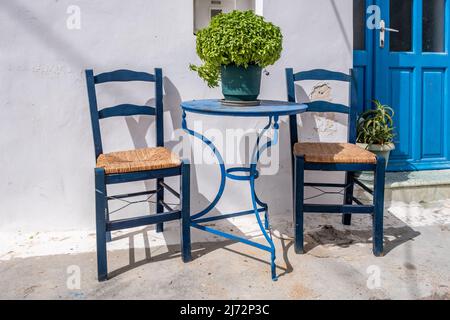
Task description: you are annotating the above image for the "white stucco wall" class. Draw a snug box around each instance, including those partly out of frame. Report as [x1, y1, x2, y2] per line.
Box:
[0, 0, 352, 232]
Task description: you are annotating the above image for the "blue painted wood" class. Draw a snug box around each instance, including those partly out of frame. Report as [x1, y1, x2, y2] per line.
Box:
[104, 195, 112, 243]
[94, 69, 155, 83]
[156, 177, 164, 233]
[373, 156, 386, 256]
[388, 160, 450, 171]
[305, 101, 350, 114]
[353, 0, 375, 113]
[286, 68, 300, 206]
[155, 68, 164, 147]
[286, 68, 357, 143]
[342, 171, 354, 225]
[180, 160, 192, 262]
[105, 166, 181, 185]
[286, 68, 298, 157]
[180, 99, 308, 117]
[85, 68, 192, 281]
[348, 69, 359, 144]
[294, 69, 352, 82]
[294, 155, 305, 254]
[107, 211, 181, 232]
[85, 70, 103, 159]
[86, 68, 163, 160]
[95, 168, 107, 281]
[287, 68, 386, 256]
[303, 204, 374, 214]
[389, 69, 413, 162]
[303, 162, 376, 171]
[352, 67, 368, 117]
[98, 104, 156, 119]
[422, 71, 445, 159]
[374, 0, 450, 171]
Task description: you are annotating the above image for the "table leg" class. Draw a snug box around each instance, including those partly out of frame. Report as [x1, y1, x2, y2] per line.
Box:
[250, 116, 280, 280]
[182, 111, 226, 220]
[182, 111, 279, 281]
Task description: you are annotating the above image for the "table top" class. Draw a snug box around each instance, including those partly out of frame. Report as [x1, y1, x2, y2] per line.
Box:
[181, 99, 308, 117]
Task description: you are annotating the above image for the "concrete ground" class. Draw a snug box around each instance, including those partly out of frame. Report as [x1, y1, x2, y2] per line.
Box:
[1, 199, 450, 300]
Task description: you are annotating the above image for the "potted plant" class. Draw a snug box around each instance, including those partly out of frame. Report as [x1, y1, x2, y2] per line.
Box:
[190, 10, 283, 103]
[356, 100, 396, 178]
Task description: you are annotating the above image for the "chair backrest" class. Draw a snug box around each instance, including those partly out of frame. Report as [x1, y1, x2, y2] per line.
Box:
[85, 68, 164, 159]
[285, 68, 358, 150]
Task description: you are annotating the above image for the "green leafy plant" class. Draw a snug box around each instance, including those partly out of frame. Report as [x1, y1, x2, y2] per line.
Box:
[357, 100, 395, 145]
[190, 10, 283, 87]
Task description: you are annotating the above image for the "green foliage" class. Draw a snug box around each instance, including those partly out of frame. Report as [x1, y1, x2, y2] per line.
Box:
[190, 10, 283, 87]
[357, 100, 395, 145]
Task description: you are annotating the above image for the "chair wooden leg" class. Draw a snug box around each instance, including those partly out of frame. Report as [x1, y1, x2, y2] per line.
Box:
[105, 198, 112, 242]
[342, 171, 354, 226]
[95, 168, 108, 281]
[294, 155, 305, 254]
[180, 161, 192, 262]
[156, 177, 164, 233]
[373, 157, 385, 256]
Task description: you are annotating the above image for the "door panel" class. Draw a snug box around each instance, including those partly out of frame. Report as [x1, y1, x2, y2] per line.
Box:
[422, 70, 445, 159]
[389, 68, 414, 161]
[353, 67, 367, 117]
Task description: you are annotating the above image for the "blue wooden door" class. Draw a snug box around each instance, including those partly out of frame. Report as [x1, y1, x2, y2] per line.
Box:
[375, 0, 450, 171]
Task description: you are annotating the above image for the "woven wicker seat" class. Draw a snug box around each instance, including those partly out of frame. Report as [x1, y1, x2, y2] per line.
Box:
[96, 147, 181, 174]
[294, 142, 377, 164]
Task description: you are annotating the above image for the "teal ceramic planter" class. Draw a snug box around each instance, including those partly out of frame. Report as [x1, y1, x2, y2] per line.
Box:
[221, 64, 262, 101]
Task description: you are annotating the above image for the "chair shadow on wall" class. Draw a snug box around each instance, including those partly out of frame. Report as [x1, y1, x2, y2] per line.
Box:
[108, 77, 290, 279]
[294, 82, 348, 142]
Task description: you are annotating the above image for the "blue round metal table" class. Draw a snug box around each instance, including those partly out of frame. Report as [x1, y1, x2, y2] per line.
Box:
[181, 99, 308, 280]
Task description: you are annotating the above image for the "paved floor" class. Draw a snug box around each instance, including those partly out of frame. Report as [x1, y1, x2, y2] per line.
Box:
[1, 200, 449, 300]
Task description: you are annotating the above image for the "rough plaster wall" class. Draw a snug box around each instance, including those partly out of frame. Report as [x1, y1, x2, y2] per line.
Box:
[262, 0, 353, 210]
[0, 0, 352, 231]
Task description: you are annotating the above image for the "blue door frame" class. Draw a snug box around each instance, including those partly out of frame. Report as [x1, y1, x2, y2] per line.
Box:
[354, 0, 450, 171]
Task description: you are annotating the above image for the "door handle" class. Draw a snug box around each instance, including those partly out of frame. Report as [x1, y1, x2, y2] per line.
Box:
[379, 20, 399, 48]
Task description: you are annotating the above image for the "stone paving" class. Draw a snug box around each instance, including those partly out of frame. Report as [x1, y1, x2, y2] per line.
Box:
[0, 199, 449, 299]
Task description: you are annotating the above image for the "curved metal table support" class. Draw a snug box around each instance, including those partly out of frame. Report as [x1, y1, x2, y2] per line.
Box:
[181, 100, 307, 281]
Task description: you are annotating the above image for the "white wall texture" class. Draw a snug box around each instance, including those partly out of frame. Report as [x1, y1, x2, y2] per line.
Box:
[0, 0, 353, 232]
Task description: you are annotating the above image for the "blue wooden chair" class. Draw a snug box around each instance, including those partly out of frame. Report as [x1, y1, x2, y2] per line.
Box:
[85, 68, 191, 281]
[286, 68, 385, 256]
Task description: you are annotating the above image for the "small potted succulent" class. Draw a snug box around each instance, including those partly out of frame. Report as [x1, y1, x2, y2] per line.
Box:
[190, 10, 283, 103]
[356, 100, 396, 178]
